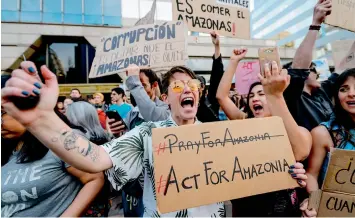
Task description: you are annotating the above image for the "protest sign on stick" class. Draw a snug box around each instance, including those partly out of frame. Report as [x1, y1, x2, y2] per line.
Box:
[235, 61, 260, 95]
[152, 116, 298, 214]
[89, 21, 188, 78]
[325, 0, 355, 32]
[172, 0, 250, 39]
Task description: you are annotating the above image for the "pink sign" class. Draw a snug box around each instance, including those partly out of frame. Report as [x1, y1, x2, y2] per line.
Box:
[235, 61, 261, 95]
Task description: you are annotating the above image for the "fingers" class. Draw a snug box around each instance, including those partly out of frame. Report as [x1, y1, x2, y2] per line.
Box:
[1, 86, 32, 99]
[40, 65, 58, 89]
[210, 30, 216, 38]
[300, 199, 309, 211]
[11, 69, 43, 88]
[20, 61, 41, 81]
[271, 61, 279, 76]
[293, 162, 304, 169]
[264, 63, 272, 78]
[109, 120, 123, 128]
[5, 77, 41, 97]
[304, 208, 317, 217]
[111, 125, 126, 132]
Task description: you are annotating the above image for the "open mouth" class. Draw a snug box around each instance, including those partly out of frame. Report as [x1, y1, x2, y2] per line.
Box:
[253, 104, 263, 112]
[347, 101, 355, 106]
[181, 97, 194, 108]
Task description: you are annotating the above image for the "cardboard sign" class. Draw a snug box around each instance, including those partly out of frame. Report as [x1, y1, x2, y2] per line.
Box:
[235, 61, 260, 95]
[216, 0, 249, 8]
[313, 58, 331, 81]
[322, 149, 355, 195]
[308, 149, 355, 217]
[325, 0, 355, 32]
[172, 0, 250, 39]
[152, 116, 298, 214]
[88, 21, 188, 78]
[337, 41, 355, 72]
[332, 40, 355, 73]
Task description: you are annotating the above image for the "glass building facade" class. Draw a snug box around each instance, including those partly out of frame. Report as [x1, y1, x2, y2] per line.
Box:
[1, 0, 122, 26]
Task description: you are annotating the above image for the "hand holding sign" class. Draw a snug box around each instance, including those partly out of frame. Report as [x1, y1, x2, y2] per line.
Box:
[258, 61, 290, 98]
[126, 64, 140, 77]
[231, 48, 248, 63]
[313, 0, 332, 25]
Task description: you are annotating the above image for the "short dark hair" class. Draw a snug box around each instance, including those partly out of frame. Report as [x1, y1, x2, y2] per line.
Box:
[71, 88, 81, 94]
[140, 69, 162, 92]
[112, 87, 125, 97]
[197, 75, 206, 86]
[161, 66, 197, 94]
[87, 94, 94, 100]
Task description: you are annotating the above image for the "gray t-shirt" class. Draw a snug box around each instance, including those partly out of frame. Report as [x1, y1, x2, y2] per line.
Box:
[1, 150, 82, 217]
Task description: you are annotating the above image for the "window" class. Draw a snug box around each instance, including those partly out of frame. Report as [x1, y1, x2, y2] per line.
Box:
[20, 0, 41, 22]
[84, 0, 102, 25]
[43, 0, 62, 23]
[103, 0, 122, 26]
[1, 0, 19, 21]
[63, 0, 82, 24]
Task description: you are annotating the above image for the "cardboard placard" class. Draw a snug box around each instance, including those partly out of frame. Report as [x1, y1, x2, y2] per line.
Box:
[308, 150, 355, 217]
[172, 0, 250, 39]
[322, 149, 355, 195]
[332, 40, 355, 73]
[235, 61, 260, 95]
[216, 0, 249, 8]
[88, 21, 188, 78]
[325, 0, 355, 32]
[152, 116, 298, 214]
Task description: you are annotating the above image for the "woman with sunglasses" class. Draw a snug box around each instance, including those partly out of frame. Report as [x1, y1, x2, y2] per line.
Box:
[300, 68, 355, 217]
[216, 49, 312, 216]
[1, 84, 105, 217]
[2, 61, 308, 217]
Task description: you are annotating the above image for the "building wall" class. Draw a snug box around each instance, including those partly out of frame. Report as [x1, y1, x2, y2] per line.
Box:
[1, 22, 296, 73]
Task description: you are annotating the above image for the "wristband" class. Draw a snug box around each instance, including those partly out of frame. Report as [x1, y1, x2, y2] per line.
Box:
[309, 25, 321, 31]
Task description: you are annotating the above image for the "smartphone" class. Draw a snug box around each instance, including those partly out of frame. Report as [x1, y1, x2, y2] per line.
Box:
[258, 47, 281, 76]
[106, 110, 125, 124]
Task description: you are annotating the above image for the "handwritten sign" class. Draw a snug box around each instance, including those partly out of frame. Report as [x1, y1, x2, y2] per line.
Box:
[235, 61, 260, 95]
[172, 0, 250, 39]
[89, 21, 188, 78]
[325, 0, 355, 32]
[309, 149, 355, 217]
[337, 41, 355, 73]
[216, 0, 249, 8]
[332, 40, 355, 73]
[152, 117, 298, 214]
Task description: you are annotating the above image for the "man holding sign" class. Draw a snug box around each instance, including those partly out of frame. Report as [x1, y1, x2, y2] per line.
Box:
[2, 58, 308, 216]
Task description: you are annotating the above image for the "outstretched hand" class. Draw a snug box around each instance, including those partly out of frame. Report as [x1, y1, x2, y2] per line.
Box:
[1, 61, 59, 126]
[313, 0, 332, 25]
[258, 61, 290, 97]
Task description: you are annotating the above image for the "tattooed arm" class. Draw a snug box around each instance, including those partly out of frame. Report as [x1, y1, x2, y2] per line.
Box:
[28, 112, 113, 173]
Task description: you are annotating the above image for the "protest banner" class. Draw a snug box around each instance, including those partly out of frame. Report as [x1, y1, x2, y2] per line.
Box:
[313, 58, 331, 81]
[172, 0, 250, 39]
[308, 149, 355, 217]
[216, 0, 249, 8]
[332, 40, 355, 73]
[152, 116, 298, 213]
[88, 21, 188, 78]
[337, 41, 355, 73]
[235, 61, 260, 95]
[325, 0, 355, 32]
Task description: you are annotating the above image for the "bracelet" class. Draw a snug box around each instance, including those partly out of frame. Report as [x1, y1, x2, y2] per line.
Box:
[309, 25, 321, 31]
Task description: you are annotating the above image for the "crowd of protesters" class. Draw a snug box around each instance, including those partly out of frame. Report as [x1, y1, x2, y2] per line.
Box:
[1, 0, 355, 217]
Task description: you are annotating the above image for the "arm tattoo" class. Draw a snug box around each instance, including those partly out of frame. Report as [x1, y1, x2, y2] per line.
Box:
[51, 130, 100, 162]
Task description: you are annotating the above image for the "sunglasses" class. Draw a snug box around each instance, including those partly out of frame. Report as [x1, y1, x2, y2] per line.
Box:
[169, 79, 201, 93]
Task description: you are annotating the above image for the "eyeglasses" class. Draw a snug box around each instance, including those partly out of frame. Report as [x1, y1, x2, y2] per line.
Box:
[169, 79, 201, 93]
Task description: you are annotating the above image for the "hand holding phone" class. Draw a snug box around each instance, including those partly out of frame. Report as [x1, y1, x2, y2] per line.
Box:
[258, 47, 281, 76]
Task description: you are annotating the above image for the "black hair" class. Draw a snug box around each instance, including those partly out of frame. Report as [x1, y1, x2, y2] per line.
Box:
[111, 87, 126, 97]
[161, 66, 197, 94]
[140, 69, 162, 90]
[245, 81, 263, 118]
[87, 94, 94, 100]
[1, 109, 83, 165]
[332, 68, 355, 131]
[71, 88, 81, 94]
[197, 75, 206, 86]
